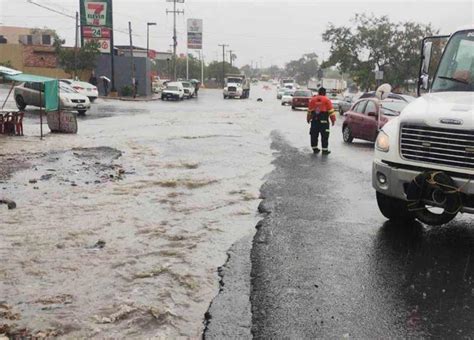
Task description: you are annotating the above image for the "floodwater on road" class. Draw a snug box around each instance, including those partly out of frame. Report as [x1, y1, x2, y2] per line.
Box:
[0, 86, 294, 338]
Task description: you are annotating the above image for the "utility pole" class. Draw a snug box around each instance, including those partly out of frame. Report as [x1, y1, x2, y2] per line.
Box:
[110, 0, 116, 93]
[73, 11, 79, 79]
[166, 0, 185, 81]
[199, 50, 204, 85]
[129, 21, 135, 97]
[218, 44, 228, 86]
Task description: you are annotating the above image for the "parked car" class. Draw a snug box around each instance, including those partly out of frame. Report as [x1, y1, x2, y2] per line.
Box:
[152, 77, 169, 93]
[338, 96, 354, 115]
[14, 82, 91, 115]
[328, 92, 347, 114]
[358, 91, 414, 103]
[276, 87, 287, 99]
[281, 90, 294, 106]
[161, 82, 184, 101]
[291, 90, 312, 109]
[180, 81, 195, 98]
[60, 79, 98, 102]
[342, 98, 408, 143]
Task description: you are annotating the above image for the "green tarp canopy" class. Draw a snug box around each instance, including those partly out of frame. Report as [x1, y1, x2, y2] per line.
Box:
[3, 73, 59, 112]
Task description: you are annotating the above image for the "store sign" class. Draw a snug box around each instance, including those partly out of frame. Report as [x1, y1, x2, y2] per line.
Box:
[187, 18, 202, 50]
[82, 27, 111, 39]
[80, 0, 113, 53]
[84, 38, 111, 53]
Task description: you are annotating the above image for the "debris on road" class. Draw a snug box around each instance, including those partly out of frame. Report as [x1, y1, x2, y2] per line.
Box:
[0, 199, 16, 210]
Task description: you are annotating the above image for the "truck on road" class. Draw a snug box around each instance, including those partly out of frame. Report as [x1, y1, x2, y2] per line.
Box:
[308, 78, 346, 92]
[223, 74, 250, 99]
[372, 25, 474, 226]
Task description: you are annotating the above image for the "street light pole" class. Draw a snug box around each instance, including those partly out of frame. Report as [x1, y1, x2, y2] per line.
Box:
[146, 22, 157, 59]
[74, 11, 79, 79]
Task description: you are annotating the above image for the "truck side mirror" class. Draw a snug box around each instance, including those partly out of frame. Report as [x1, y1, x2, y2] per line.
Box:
[417, 35, 449, 96]
[420, 74, 429, 90]
[421, 41, 432, 75]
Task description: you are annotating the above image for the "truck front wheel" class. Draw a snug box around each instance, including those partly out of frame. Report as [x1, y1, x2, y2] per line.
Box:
[376, 191, 414, 222]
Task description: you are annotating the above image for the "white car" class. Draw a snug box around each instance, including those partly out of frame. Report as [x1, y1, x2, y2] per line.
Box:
[14, 82, 91, 115]
[281, 90, 294, 106]
[161, 82, 184, 101]
[276, 87, 287, 99]
[181, 81, 195, 99]
[60, 79, 98, 102]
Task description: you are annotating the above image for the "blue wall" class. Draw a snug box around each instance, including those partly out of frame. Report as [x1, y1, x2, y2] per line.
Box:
[95, 54, 152, 97]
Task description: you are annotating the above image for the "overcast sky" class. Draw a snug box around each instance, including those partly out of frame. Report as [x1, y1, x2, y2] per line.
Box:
[0, 0, 472, 67]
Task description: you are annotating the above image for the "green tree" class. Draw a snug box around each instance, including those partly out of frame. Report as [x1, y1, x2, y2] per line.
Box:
[175, 54, 203, 80]
[322, 14, 436, 91]
[206, 61, 239, 84]
[284, 53, 320, 84]
[54, 35, 100, 77]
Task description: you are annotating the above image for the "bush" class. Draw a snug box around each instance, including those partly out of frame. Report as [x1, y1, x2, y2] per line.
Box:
[121, 85, 133, 97]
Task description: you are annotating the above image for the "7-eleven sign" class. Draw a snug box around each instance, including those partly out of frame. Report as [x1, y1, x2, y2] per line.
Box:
[80, 0, 112, 27]
[86, 1, 107, 26]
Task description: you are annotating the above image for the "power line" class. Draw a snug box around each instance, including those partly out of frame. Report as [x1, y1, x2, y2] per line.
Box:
[26, 0, 75, 19]
[25, 0, 142, 38]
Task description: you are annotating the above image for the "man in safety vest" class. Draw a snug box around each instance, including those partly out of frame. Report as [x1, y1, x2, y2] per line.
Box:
[307, 87, 336, 154]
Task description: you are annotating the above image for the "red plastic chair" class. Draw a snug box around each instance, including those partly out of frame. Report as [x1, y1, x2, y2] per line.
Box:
[14, 111, 24, 136]
[3, 113, 15, 135]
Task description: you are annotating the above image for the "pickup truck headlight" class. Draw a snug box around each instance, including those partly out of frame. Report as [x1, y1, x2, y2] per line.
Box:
[376, 130, 390, 152]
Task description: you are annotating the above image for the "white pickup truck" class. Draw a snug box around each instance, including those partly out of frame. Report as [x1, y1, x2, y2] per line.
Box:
[373, 25, 474, 226]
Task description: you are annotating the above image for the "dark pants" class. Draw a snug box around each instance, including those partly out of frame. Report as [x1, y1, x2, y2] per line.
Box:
[310, 119, 330, 151]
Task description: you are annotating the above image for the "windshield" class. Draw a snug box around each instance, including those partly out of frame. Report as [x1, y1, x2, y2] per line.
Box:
[431, 30, 474, 92]
[282, 80, 294, 84]
[380, 100, 407, 116]
[227, 78, 242, 83]
[166, 86, 179, 91]
[294, 91, 311, 97]
[283, 91, 293, 96]
[182, 82, 191, 87]
[60, 84, 78, 94]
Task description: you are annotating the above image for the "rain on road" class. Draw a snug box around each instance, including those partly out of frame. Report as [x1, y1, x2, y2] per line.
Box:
[1, 84, 473, 338]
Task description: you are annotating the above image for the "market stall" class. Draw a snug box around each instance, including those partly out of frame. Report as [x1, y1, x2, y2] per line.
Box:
[0, 66, 78, 138]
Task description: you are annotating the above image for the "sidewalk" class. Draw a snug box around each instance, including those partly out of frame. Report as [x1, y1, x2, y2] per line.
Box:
[99, 94, 161, 102]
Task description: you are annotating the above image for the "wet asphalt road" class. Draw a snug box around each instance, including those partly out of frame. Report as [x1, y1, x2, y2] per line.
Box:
[206, 102, 474, 337]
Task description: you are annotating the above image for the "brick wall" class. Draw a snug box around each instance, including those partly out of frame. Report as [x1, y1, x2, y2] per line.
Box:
[23, 45, 58, 68]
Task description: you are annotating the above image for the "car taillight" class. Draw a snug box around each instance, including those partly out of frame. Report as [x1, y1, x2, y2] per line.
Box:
[92, 87, 97, 90]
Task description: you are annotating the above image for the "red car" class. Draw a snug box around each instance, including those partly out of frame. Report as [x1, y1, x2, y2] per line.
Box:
[342, 98, 408, 143]
[291, 90, 312, 110]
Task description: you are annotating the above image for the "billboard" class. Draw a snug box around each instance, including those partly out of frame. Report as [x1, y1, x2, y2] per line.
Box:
[80, 0, 113, 53]
[187, 18, 202, 50]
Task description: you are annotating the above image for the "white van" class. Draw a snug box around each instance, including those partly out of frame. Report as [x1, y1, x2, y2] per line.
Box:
[161, 81, 184, 101]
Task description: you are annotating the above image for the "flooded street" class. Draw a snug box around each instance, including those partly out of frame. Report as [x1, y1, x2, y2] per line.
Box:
[0, 85, 295, 338]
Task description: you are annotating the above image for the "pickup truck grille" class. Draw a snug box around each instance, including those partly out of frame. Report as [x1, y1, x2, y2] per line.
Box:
[400, 124, 474, 169]
[228, 86, 237, 92]
[72, 99, 86, 103]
